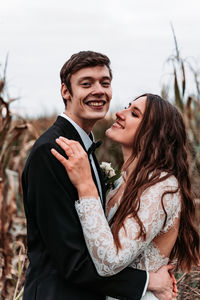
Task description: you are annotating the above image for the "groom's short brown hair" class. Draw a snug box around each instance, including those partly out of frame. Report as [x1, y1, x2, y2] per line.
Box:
[60, 51, 112, 98]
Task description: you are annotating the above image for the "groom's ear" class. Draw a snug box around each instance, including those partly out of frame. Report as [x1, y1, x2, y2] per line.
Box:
[61, 83, 71, 102]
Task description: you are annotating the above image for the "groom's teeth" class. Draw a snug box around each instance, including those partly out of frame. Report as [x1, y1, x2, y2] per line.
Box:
[87, 101, 104, 106]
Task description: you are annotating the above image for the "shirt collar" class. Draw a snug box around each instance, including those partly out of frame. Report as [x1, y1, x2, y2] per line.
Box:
[60, 112, 94, 151]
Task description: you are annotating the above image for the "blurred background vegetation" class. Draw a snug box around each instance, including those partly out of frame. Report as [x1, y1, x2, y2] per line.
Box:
[0, 35, 200, 299]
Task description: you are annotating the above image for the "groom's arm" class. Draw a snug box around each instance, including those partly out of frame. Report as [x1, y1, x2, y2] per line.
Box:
[69, 257, 147, 300]
[24, 143, 147, 300]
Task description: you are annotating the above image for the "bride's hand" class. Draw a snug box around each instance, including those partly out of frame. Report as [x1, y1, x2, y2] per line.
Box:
[51, 137, 98, 198]
[148, 265, 178, 300]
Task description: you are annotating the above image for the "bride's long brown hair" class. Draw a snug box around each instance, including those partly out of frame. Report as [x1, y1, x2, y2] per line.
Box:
[110, 93, 200, 271]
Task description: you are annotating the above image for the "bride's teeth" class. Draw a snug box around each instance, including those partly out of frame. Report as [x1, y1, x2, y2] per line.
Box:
[113, 122, 123, 129]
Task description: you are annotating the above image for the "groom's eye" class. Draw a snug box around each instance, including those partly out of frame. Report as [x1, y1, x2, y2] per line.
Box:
[81, 82, 91, 87]
[101, 81, 110, 87]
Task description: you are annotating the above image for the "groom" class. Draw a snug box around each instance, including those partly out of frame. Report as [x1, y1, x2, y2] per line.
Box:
[22, 51, 175, 300]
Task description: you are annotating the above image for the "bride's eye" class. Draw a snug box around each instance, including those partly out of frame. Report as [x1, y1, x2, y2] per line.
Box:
[131, 111, 139, 117]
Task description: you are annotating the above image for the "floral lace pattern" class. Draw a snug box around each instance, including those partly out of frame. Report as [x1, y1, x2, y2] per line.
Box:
[75, 174, 181, 275]
[130, 242, 169, 272]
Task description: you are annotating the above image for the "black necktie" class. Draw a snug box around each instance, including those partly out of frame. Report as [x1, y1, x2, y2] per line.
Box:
[88, 140, 102, 156]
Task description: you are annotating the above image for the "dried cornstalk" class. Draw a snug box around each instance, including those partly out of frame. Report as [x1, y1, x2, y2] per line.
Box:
[0, 64, 38, 299]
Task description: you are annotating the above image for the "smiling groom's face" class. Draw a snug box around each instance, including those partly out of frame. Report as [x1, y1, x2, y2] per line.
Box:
[61, 65, 112, 133]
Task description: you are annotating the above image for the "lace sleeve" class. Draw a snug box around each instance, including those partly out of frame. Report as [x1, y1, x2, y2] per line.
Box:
[75, 175, 181, 276]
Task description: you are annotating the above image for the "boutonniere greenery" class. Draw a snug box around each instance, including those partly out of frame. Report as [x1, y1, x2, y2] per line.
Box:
[100, 162, 121, 193]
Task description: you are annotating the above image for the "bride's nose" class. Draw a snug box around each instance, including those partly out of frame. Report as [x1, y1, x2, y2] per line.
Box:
[116, 110, 125, 120]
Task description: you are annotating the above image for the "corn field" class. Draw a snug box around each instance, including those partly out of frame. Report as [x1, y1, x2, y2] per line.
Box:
[0, 36, 200, 299]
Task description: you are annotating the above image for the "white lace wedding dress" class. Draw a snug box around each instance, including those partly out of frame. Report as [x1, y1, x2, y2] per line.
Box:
[75, 173, 181, 300]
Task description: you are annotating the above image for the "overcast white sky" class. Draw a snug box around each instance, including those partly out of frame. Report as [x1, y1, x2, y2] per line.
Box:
[0, 0, 200, 117]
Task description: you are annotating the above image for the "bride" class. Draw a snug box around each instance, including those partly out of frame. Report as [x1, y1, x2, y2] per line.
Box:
[51, 93, 200, 299]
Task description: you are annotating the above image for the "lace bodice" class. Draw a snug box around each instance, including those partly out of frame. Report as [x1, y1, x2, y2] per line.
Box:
[75, 174, 181, 276]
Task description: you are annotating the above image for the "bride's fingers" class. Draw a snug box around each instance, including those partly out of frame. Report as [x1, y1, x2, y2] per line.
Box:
[58, 136, 68, 144]
[51, 148, 69, 168]
[56, 138, 74, 157]
[171, 274, 177, 293]
[172, 291, 178, 298]
[59, 137, 85, 156]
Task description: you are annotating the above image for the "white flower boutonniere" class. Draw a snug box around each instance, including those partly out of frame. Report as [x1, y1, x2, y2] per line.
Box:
[100, 162, 120, 192]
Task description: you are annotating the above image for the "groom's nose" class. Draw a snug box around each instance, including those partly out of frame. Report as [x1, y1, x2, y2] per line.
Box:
[91, 83, 105, 96]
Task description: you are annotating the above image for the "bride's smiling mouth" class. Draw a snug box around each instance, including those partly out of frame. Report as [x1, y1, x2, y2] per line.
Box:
[112, 120, 124, 129]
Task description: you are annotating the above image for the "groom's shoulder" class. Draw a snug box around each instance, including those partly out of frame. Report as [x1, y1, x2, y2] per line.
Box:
[25, 116, 74, 163]
[33, 116, 73, 149]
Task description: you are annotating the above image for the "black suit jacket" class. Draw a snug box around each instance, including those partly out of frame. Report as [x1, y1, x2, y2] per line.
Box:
[22, 116, 146, 300]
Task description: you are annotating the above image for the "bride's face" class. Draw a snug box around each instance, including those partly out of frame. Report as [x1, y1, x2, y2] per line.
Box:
[106, 96, 146, 148]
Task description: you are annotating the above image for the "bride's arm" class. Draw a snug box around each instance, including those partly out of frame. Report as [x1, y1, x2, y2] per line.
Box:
[75, 180, 180, 276]
[51, 137, 181, 277]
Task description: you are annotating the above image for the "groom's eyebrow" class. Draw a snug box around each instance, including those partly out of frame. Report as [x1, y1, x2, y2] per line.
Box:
[78, 76, 93, 82]
[132, 106, 143, 116]
[78, 76, 111, 82]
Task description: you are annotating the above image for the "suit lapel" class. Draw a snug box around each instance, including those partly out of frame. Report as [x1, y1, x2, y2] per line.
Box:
[89, 156, 102, 201]
[92, 153, 106, 211]
[54, 116, 86, 149]
[54, 116, 105, 208]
